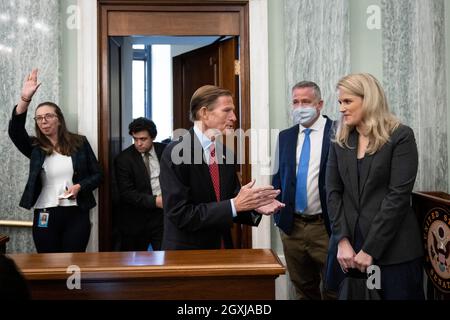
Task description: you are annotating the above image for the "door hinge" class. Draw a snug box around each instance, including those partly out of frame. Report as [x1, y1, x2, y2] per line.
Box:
[234, 60, 240, 76]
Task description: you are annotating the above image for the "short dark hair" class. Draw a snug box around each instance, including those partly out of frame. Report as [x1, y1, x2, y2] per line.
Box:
[292, 81, 322, 101]
[128, 117, 157, 139]
[190, 85, 233, 122]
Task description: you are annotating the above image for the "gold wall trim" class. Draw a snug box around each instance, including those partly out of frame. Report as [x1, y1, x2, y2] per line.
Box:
[0, 220, 33, 227]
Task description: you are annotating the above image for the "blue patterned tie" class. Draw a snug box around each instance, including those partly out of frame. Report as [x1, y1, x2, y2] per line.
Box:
[295, 128, 311, 213]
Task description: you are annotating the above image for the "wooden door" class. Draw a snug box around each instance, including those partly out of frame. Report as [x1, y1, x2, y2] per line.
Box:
[172, 42, 219, 130]
[98, 1, 252, 251]
[109, 37, 123, 251]
[172, 37, 239, 131]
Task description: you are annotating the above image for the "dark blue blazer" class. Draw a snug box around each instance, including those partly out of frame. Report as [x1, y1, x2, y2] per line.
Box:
[8, 107, 102, 212]
[273, 116, 334, 236]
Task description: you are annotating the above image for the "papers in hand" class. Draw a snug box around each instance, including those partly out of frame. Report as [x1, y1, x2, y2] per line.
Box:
[58, 192, 74, 199]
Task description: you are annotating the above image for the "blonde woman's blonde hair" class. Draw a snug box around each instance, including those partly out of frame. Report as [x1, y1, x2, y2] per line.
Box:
[335, 73, 400, 154]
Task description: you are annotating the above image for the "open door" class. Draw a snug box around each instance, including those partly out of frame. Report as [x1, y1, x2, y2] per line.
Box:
[172, 37, 248, 248]
[108, 37, 123, 250]
[172, 37, 239, 130]
[99, 2, 252, 251]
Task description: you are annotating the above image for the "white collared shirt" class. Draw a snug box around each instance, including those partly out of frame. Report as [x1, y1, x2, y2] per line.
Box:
[141, 145, 161, 196]
[295, 115, 326, 215]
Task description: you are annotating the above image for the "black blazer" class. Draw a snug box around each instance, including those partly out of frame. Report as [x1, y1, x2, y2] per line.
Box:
[159, 128, 261, 250]
[273, 116, 334, 236]
[326, 125, 423, 265]
[8, 106, 102, 212]
[114, 143, 166, 235]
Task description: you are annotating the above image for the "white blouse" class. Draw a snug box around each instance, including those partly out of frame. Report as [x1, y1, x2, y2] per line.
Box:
[34, 152, 78, 209]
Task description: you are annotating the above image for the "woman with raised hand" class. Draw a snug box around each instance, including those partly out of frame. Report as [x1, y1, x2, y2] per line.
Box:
[8, 69, 102, 253]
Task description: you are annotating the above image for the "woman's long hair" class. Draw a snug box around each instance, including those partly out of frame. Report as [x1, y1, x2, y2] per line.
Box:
[34, 102, 84, 155]
[335, 73, 400, 154]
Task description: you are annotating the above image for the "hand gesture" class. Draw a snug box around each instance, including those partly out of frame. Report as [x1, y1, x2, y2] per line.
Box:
[66, 184, 81, 199]
[353, 250, 373, 273]
[337, 237, 356, 273]
[156, 195, 163, 208]
[21, 69, 41, 100]
[233, 179, 280, 212]
[255, 199, 285, 215]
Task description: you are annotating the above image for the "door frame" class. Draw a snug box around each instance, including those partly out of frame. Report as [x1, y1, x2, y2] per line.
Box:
[97, 0, 254, 251]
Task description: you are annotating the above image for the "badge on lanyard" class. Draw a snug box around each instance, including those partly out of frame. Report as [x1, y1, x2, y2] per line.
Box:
[38, 209, 49, 228]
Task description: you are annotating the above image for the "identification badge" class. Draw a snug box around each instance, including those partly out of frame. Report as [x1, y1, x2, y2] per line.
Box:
[38, 210, 49, 228]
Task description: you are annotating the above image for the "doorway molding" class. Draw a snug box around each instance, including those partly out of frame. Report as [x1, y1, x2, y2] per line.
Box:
[79, 0, 271, 251]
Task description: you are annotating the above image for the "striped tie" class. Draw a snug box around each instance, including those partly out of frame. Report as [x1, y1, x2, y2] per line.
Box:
[209, 143, 220, 202]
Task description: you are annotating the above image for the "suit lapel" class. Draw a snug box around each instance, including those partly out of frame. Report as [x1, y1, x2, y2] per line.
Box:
[345, 130, 359, 206]
[286, 125, 299, 179]
[71, 149, 78, 172]
[359, 149, 375, 197]
[217, 141, 227, 201]
[320, 117, 333, 171]
[131, 146, 151, 186]
[154, 142, 165, 161]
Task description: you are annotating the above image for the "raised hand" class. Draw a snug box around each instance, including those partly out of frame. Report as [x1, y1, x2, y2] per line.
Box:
[16, 69, 42, 114]
[21, 69, 41, 101]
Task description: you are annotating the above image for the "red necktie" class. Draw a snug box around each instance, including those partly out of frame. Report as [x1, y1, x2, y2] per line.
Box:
[209, 143, 226, 248]
[209, 143, 220, 202]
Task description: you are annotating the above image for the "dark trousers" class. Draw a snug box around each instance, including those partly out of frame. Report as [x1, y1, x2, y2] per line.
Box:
[348, 222, 425, 300]
[379, 258, 424, 300]
[120, 224, 163, 251]
[32, 206, 91, 253]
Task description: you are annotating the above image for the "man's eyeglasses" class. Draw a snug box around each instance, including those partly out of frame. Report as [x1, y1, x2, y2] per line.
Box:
[34, 113, 57, 123]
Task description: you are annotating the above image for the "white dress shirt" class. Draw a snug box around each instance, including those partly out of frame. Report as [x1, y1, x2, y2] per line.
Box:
[141, 145, 162, 196]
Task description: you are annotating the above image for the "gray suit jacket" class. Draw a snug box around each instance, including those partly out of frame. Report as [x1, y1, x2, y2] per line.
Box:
[326, 124, 423, 265]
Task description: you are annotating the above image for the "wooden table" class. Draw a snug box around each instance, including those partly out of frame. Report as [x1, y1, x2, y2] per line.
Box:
[8, 249, 285, 300]
[0, 234, 9, 254]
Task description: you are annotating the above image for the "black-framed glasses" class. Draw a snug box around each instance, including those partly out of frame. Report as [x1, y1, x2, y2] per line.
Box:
[34, 113, 57, 123]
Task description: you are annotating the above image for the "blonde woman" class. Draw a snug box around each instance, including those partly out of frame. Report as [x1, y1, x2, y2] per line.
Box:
[325, 73, 424, 299]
